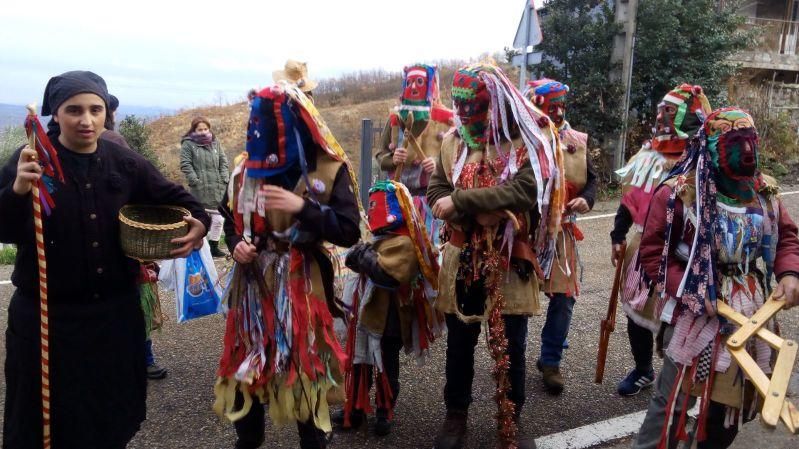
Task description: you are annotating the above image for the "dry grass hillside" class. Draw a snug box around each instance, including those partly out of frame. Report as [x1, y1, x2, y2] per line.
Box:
[146, 55, 514, 183]
[148, 98, 396, 183]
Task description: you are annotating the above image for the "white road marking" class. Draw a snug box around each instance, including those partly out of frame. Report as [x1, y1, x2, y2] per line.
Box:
[577, 190, 799, 223]
[0, 281, 10, 286]
[533, 402, 701, 449]
[534, 410, 647, 449]
[577, 212, 617, 222]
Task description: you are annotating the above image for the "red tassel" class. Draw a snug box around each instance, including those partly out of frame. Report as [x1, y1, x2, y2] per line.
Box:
[675, 361, 700, 441]
[657, 365, 686, 449]
[375, 370, 395, 420]
[356, 366, 373, 413]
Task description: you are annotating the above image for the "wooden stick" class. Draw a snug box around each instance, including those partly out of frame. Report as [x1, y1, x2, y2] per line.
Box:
[595, 242, 626, 384]
[717, 301, 783, 349]
[727, 346, 799, 432]
[26, 103, 52, 448]
[726, 298, 784, 349]
[503, 210, 520, 233]
[393, 113, 429, 183]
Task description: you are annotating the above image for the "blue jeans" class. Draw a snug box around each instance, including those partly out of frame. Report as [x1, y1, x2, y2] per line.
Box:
[145, 339, 156, 367]
[539, 293, 575, 367]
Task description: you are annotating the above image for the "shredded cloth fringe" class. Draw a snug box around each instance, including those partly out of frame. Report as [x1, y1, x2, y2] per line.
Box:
[214, 249, 346, 432]
[448, 63, 564, 280]
[341, 180, 444, 425]
[654, 165, 780, 447]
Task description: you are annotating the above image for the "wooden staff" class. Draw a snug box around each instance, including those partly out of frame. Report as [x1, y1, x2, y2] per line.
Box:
[595, 242, 626, 384]
[393, 113, 428, 182]
[26, 104, 52, 448]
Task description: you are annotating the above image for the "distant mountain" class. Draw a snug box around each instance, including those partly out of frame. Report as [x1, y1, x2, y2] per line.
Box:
[0, 103, 175, 130]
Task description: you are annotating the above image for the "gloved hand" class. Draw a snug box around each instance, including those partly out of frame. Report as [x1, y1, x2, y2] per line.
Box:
[345, 241, 399, 288]
[345, 242, 372, 272]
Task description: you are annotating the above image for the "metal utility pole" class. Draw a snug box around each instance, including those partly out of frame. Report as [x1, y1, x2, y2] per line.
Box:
[612, 0, 639, 172]
[359, 119, 374, 208]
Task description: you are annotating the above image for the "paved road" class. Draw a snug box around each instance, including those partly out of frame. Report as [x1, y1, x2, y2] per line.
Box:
[1, 193, 797, 449]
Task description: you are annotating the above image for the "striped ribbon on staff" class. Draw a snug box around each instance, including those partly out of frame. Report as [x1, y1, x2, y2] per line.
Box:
[30, 178, 51, 448]
[25, 104, 55, 449]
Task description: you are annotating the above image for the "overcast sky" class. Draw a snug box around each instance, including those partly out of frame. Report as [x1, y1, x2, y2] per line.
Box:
[0, 0, 544, 110]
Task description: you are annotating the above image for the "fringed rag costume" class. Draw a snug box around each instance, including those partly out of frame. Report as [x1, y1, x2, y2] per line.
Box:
[214, 83, 362, 433]
[614, 84, 712, 331]
[635, 108, 799, 446]
[376, 64, 454, 246]
[428, 63, 562, 448]
[524, 79, 595, 297]
[340, 180, 443, 426]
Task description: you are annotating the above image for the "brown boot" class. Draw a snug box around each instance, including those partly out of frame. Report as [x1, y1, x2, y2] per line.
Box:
[433, 409, 468, 449]
[541, 365, 564, 395]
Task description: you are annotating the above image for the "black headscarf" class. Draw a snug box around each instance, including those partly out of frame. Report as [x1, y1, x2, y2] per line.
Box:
[41, 71, 110, 116]
[42, 70, 110, 135]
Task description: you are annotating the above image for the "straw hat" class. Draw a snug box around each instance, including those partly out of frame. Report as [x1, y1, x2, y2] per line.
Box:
[272, 59, 318, 92]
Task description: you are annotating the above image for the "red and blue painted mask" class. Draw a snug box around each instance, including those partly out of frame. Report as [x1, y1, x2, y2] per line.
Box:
[245, 86, 311, 179]
[367, 181, 405, 234]
[452, 67, 490, 149]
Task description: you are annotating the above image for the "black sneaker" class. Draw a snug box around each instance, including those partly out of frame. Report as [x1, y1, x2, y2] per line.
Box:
[147, 364, 168, 380]
[617, 368, 656, 396]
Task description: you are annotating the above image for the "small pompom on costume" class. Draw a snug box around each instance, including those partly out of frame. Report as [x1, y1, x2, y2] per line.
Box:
[340, 180, 442, 427]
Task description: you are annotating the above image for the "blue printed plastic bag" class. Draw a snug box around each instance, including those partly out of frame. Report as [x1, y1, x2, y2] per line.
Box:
[180, 249, 221, 321]
[159, 241, 224, 323]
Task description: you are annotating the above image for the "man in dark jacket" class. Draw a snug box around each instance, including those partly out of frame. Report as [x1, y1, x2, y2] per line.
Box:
[1, 70, 209, 449]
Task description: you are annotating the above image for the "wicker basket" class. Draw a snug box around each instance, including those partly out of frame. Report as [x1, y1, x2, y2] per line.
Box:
[120, 205, 189, 261]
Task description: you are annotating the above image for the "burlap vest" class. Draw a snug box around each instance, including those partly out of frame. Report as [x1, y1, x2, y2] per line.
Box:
[436, 133, 541, 316]
[542, 125, 588, 295]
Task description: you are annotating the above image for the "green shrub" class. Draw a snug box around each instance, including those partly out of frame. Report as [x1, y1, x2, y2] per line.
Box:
[0, 125, 26, 165]
[119, 115, 164, 171]
[0, 246, 17, 265]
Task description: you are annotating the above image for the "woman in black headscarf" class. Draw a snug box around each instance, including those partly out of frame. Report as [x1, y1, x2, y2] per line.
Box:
[0, 71, 211, 448]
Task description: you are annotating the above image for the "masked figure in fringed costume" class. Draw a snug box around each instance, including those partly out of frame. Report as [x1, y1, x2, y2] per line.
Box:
[214, 82, 362, 449]
[632, 108, 799, 449]
[610, 84, 712, 397]
[331, 180, 443, 437]
[427, 63, 564, 449]
[375, 64, 454, 246]
[523, 78, 597, 395]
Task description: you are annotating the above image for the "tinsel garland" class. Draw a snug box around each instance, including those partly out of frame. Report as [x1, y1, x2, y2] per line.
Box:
[484, 248, 518, 449]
